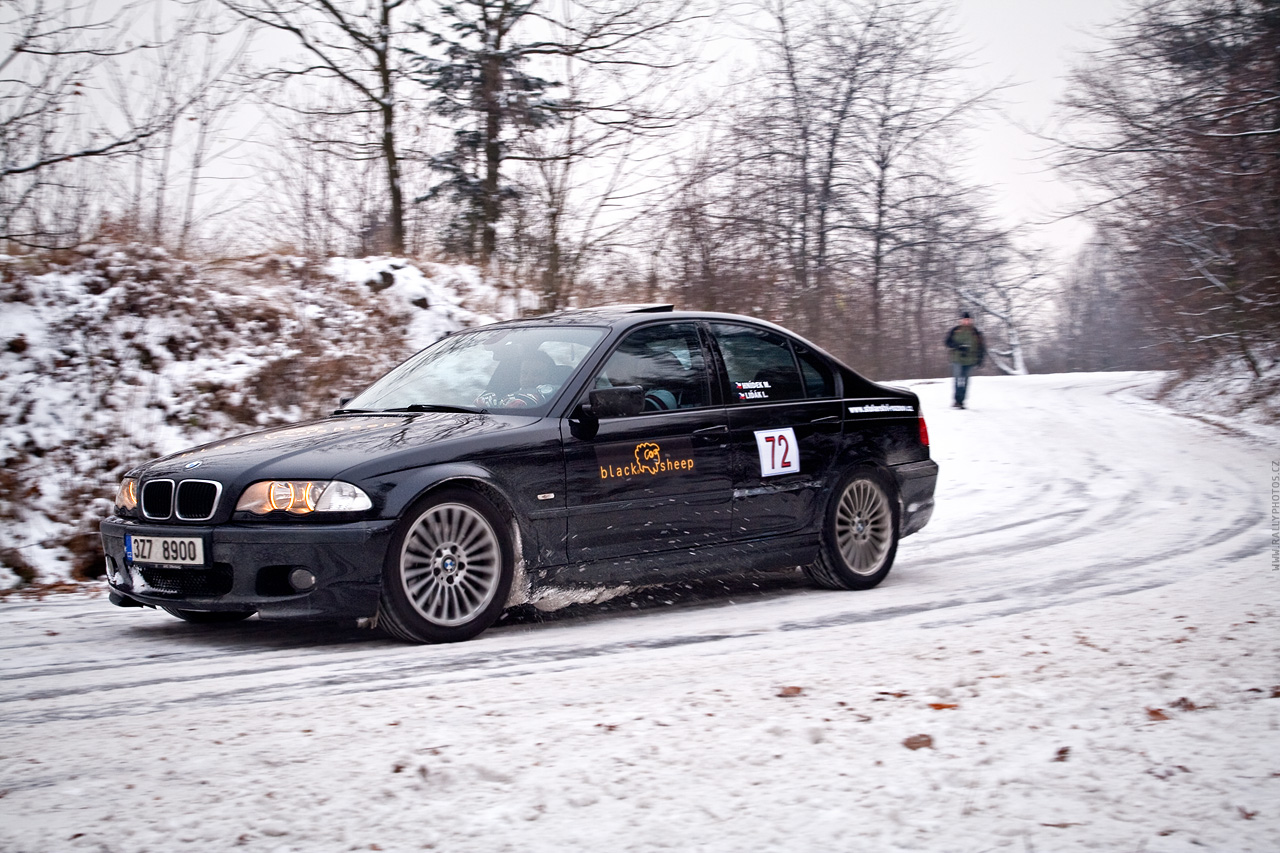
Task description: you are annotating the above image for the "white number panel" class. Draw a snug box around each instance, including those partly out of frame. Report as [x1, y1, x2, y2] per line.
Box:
[754, 427, 799, 478]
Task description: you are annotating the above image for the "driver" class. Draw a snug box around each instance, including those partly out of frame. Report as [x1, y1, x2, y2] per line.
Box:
[476, 350, 559, 408]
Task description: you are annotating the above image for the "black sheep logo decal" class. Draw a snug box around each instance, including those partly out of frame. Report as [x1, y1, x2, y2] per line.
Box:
[635, 442, 661, 475]
[597, 439, 694, 479]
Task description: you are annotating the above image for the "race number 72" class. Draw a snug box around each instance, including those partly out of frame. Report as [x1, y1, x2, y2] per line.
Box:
[754, 427, 799, 477]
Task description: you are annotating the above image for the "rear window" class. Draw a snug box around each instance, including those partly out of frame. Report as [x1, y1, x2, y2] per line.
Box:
[710, 323, 805, 404]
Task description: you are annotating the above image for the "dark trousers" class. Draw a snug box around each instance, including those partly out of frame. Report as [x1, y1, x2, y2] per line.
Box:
[952, 363, 973, 405]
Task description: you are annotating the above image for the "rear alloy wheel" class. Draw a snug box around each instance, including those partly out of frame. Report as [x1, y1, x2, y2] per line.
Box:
[377, 489, 514, 643]
[805, 468, 900, 590]
[162, 608, 255, 623]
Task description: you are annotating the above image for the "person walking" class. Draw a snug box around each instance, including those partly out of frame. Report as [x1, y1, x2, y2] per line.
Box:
[945, 311, 985, 409]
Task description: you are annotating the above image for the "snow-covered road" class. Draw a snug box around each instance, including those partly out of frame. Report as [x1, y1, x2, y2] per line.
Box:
[1, 372, 1277, 852]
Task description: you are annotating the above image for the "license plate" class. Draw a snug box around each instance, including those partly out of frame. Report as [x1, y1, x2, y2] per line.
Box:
[126, 535, 205, 566]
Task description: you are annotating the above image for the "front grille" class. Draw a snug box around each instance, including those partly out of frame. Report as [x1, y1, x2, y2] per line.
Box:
[176, 480, 221, 521]
[138, 564, 234, 597]
[140, 478, 222, 521]
[141, 480, 174, 519]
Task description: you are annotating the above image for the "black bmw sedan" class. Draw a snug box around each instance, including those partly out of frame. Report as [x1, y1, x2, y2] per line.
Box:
[101, 305, 938, 643]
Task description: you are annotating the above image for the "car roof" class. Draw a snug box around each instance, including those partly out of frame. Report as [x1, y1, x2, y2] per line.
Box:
[477, 304, 849, 363]
[447, 305, 908, 406]
[526, 304, 677, 324]
[497, 304, 804, 335]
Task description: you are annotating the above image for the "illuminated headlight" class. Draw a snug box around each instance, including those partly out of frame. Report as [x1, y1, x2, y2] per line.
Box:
[114, 477, 139, 511]
[235, 481, 373, 515]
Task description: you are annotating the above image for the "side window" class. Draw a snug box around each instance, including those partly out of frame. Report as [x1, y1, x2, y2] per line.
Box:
[711, 323, 805, 404]
[593, 323, 711, 413]
[796, 347, 836, 398]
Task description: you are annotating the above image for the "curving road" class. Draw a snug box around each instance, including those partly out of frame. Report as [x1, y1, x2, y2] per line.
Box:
[0, 372, 1267, 726]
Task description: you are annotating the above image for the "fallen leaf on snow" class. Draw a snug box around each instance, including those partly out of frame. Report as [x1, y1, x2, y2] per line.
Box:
[777, 686, 804, 698]
[1053, 746, 1071, 762]
[1170, 697, 1200, 712]
[1238, 807, 1258, 820]
[903, 734, 933, 751]
[1146, 707, 1170, 721]
[1041, 823, 1082, 828]
[928, 703, 958, 710]
[1148, 765, 1191, 780]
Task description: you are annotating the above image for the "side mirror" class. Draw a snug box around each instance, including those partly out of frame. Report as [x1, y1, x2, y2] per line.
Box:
[589, 385, 644, 418]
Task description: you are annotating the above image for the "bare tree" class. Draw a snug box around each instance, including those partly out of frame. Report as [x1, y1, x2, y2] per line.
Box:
[100, 0, 253, 251]
[1, 0, 176, 247]
[1056, 0, 1280, 375]
[1041, 239, 1168, 373]
[408, 0, 711, 282]
[849, 2, 986, 369]
[218, 0, 427, 254]
[656, 0, 999, 376]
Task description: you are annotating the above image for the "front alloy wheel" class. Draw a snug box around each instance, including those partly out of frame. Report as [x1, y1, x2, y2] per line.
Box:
[378, 489, 513, 643]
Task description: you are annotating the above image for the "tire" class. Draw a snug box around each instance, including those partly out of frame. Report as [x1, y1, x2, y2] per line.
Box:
[162, 607, 255, 623]
[376, 488, 514, 644]
[805, 467, 900, 591]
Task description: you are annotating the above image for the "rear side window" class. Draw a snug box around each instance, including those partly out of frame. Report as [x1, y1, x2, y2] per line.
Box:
[796, 347, 836, 398]
[710, 323, 806, 404]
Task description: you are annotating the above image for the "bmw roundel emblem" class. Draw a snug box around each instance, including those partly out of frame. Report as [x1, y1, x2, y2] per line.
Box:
[184, 460, 203, 470]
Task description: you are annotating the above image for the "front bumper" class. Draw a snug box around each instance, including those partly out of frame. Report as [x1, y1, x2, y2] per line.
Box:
[99, 516, 397, 620]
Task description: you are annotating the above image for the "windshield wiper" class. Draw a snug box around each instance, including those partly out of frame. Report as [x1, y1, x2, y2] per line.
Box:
[383, 403, 483, 414]
[332, 407, 375, 415]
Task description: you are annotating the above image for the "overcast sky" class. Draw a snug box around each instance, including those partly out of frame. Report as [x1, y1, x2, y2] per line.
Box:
[948, 0, 1128, 258]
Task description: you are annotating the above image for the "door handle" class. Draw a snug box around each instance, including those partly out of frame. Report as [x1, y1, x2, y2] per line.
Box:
[692, 425, 729, 438]
[809, 415, 839, 424]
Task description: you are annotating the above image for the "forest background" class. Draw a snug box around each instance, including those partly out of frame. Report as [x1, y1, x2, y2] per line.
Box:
[2, 0, 1278, 586]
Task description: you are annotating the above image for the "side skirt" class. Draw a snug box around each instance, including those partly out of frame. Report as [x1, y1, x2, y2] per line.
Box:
[527, 533, 820, 591]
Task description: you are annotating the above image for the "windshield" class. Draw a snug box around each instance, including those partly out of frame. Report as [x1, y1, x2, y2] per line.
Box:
[345, 326, 605, 414]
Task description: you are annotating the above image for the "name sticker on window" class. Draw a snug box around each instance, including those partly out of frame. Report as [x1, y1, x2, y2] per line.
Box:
[754, 427, 798, 477]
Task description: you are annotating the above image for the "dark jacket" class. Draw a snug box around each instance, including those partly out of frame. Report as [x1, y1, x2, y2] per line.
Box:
[945, 324, 986, 367]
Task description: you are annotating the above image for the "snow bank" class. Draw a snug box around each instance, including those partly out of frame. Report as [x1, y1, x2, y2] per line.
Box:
[1150, 347, 1280, 443]
[0, 249, 502, 587]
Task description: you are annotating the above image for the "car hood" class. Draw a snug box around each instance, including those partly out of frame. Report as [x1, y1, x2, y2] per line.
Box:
[134, 412, 533, 483]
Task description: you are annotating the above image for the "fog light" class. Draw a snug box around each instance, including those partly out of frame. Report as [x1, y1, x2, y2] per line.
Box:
[289, 568, 316, 591]
[105, 556, 123, 585]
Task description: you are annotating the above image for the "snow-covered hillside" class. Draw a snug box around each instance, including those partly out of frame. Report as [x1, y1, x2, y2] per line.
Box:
[0, 373, 1275, 852]
[0, 249, 517, 586]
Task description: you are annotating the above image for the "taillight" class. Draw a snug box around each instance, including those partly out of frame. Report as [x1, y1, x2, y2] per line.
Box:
[918, 416, 930, 447]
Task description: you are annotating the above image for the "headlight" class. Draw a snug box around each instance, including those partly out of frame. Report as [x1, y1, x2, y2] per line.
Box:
[114, 477, 139, 511]
[235, 480, 372, 515]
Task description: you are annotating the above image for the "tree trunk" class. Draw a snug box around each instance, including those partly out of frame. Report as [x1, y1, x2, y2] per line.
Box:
[481, 48, 502, 263]
[379, 2, 405, 255]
